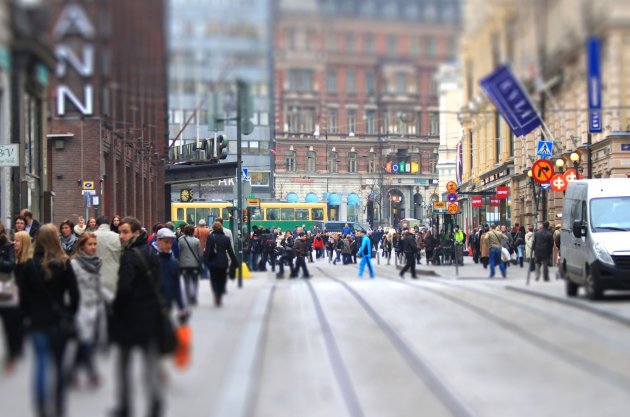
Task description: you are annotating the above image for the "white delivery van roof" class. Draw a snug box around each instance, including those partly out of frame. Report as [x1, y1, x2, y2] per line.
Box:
[568, 178, 630, 199]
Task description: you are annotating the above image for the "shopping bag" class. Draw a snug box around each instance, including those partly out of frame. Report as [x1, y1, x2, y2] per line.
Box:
[173, 324, 192, 369]
[501, 247, 510, 263]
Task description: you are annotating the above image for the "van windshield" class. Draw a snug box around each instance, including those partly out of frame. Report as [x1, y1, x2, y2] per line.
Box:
[590, 197, 630, 232]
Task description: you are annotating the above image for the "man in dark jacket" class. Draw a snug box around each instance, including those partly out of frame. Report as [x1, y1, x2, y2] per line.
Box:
[111, 217, 163, 417]
[151, 228, 187, 316]
[290, 233, 310, 279]
[532, 221, 554, 281]
[399, 228, 418, 279]
[205, 222, 238, 306]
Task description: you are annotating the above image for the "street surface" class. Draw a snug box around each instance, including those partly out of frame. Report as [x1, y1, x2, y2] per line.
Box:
[2, 256, 630, 417]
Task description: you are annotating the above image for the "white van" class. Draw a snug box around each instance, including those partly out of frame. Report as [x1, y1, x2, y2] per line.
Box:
[560, 179, 630, 299]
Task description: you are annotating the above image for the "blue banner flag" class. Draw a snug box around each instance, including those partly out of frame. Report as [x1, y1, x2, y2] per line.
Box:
[479, 65, 543, 137]
[587, 37, 602, 133]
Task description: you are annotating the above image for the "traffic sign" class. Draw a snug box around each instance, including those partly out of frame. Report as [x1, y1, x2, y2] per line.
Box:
[433, 201, 447, 213]
[540, 182, 551, 190]
[550, 174, 568, 192]
[446, 181, 457, 193]
[536, 140, 553, 158]
[531, 159, 554, 184]
[563, 168, 582, 182]
[246, 198, 260, 207]
[447, 203, 459, 214]
[447, 193, 458, 202]
[82, 180, 95, 190]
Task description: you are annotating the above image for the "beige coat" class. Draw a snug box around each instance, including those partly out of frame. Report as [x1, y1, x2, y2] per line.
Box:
[480, 233, 490, 258]
[525, 231, 534, 259]
[94, 224, 121, 301]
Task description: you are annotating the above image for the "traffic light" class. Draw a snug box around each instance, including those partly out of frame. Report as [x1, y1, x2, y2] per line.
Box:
[237, 80, 254, 135]
[215, 134, 228, 159]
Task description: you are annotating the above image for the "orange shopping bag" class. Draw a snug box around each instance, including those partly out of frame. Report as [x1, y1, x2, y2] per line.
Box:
[173, 324, 192, 369]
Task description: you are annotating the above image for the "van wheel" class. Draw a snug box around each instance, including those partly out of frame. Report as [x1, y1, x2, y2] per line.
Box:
[565, 278, 579, 297]
[584, 270, 603, 300]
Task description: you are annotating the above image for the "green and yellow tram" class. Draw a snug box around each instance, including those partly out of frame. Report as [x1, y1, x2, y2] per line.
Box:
[171, 201, 328, 231]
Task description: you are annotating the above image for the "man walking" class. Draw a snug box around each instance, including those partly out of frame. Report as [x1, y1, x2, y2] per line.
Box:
[93, 215, 121, 300]
[111, 217, 164, 417]
[486, 224, 507, 278]
[453, 225, 465, 266]
[357, 230, 375, 279]
[290, 232, 310, 278]
[399, 228, 417, 279]
[532, 221, 554, 281]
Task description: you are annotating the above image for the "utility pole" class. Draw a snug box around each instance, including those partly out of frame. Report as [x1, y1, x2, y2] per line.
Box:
[236, 81, 244, 288]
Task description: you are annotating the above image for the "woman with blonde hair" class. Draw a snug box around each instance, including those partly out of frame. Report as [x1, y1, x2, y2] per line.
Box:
[68, 232, 104, 388]
[0, 223, 20, 373]
[19, 224, 79, 417]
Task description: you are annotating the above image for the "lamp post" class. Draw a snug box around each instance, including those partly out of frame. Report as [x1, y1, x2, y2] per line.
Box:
[555, 158, 565, 173]
[527, 169, 541, 228]
[570, 151, 580, 173]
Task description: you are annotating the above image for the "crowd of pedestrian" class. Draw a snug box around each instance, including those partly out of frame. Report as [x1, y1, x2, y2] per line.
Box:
[0, 211, 241, 417]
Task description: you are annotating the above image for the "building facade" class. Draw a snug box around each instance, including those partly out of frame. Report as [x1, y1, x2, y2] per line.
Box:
[167, 0, 273, 204]
[457, 0, 630, 232]
[46, 0, 168, 226]
[273, 0, 460, 227]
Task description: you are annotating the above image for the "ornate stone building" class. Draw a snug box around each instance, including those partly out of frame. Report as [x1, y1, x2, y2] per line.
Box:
[273, 0, 460, 226]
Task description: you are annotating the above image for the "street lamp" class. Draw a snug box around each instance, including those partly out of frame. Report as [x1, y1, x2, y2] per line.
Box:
[527, 169, 541, 227]
[570, 152, 580, 172]
[555, 158, 565, 172]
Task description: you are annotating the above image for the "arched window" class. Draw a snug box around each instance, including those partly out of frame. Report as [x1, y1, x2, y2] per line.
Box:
[348, 152, 357, 173]
[306, 150, 316, 172]
[285, 150, 296, 172]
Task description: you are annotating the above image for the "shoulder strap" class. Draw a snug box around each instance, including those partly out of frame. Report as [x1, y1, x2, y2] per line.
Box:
[182, 236, 202, 266]
[132, 248, 166, 311]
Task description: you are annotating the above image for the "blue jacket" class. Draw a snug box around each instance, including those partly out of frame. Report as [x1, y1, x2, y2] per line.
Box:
[151, 242, 184, 311]
[358, 235, 372, 259]
[342, 226, 351, 235]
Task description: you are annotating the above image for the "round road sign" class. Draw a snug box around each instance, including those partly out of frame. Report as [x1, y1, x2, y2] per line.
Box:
[550, 174, 567, 192]
[446, 181, 458, 193]
[563, 168, 583, 183]
[448, 203, 459, 214]
[531, 159, 554, 184]
[447, 193, 458, 202]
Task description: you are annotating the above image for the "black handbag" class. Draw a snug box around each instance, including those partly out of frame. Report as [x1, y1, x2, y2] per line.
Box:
[133, 249, 177, 355]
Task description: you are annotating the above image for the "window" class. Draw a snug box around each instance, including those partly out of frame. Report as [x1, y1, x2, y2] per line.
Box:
[281, 208, 295, 220]
[306, 150, 316, 172]
[365, 71, 375, 94]
[387, 35, 397, 55]
[396, 72, 406, 94]
[288, 69, 314, 92]
[348, 152, 357, 173]
[427, 36, 437, 57]
[491, 32, 501, 68]
[326, 69, 337, 93]
[176, 208, 184, 221]
[286, 106, 315, 132]
[365, 33, 375, 53]
[328, 151, 339, 173]
[266, 208, 279, 220]
[312, 208, 324, 220]
[368, 153, 376, 173]
[285, 151, 296, 172]
[250, 172, 270, 187]
[347, 109, 356, 133]
[346, 70, 357, 94]
[429, 112, 439, 136]
[366, 110, 375, 134]
[411, 37, 421, 56]
[346, 33, 355, 52]
[296, 209, 309, 221]
[328, 109, 338, 132]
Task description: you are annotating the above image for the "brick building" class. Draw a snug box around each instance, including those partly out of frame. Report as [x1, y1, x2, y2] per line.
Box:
[273, 0, 460, 226]
[46, 0, 167, 226]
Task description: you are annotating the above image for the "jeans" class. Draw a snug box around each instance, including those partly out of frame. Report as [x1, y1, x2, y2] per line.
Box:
[115, 342, 162, 417]
[358, 256, 375, 278]
[181, 267, 200, 305]
[250, 252, 261, 271]
[489, 247, 506, 278]
[535, 260, 550, 281]
[31, 329, 67, 416]
[292, 256, 309, 278]
[517, 245, 526, 267]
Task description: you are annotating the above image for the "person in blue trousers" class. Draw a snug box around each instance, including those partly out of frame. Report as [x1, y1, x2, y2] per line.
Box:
[357, 230, 375, 279]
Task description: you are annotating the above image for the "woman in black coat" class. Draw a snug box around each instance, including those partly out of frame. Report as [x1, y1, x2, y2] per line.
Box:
[204, 222, 237, 307]
[0, 222, 20, 372]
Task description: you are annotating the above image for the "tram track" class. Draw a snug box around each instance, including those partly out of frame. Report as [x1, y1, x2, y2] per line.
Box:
[372, 264, 630, 392]
[313, 266, 478, 417]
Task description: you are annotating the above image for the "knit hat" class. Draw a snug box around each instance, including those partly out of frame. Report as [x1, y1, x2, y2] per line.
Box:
[198, 219, 206, 226]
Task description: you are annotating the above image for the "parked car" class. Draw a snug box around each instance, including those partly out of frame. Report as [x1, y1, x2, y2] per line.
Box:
[313, 221, 370, 234]
[560, 179, 630, 299]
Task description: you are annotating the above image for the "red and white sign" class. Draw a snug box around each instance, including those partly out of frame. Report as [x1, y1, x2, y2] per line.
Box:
[471, 196, 483, 207]
[563, 168, 583, 182]
[550, 174, 568, 192]
[489, 196, 500, 207]
[496, 185, 510, 199]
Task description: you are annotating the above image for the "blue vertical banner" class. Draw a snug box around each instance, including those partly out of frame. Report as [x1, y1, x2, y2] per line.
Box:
[587, 37, 602, 133]
[479, 65, 543, 137]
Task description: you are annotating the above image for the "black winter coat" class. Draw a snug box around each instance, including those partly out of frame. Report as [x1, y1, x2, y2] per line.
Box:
[532, 228, 554, 262]
[19, 250, 79, 331]
[0, 240, 15, 274]
[403, 234, 418, 254]
[112, 233, 162, 347]
[205, 230, 237, 269]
